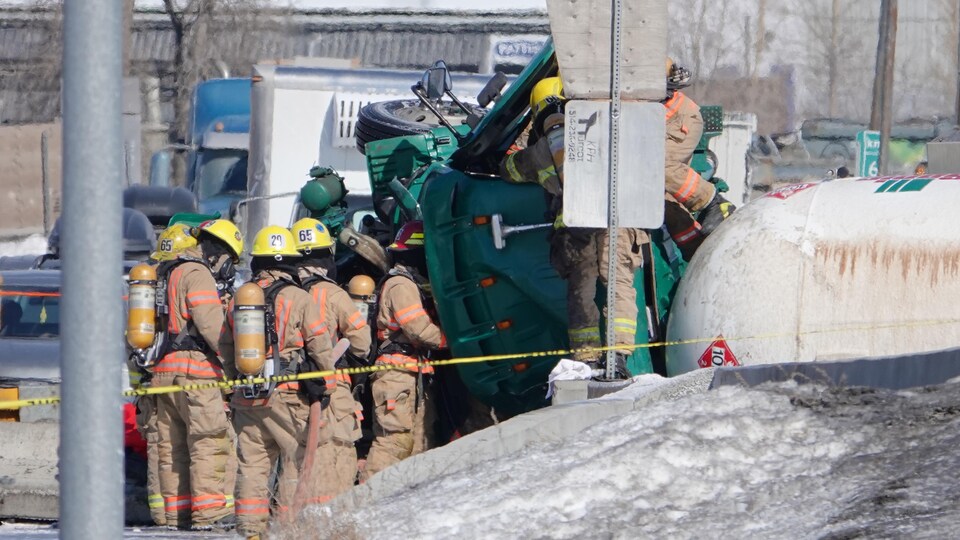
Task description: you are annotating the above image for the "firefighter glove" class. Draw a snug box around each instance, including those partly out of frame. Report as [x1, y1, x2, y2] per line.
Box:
[300, 360, 327, 404]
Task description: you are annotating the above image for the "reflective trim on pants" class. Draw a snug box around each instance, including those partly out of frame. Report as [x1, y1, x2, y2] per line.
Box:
[235, 498, 270, 516]
[148, 493, 164, 510]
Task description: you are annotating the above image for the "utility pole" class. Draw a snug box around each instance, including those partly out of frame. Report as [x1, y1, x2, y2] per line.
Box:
[879, 0, 897, 175]
[871, 0, 897, 174]
[122, 0, 135, 75]
[870, 1, 889, 131]
[955, 0, 960, 125]
[828, 0, 840, 117]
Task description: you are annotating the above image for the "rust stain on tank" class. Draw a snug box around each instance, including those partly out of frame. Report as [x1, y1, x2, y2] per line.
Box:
[814, 241, 960, 285]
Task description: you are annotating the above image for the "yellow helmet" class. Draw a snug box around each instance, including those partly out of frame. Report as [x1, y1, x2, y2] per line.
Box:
[348, 275, 375, 298]
[291, 218, 334, 253]
[197, 219, 243, 261]
[151, 224, 197, 262]
[251, 225, 301, 258]
[529, 76, 564, 120]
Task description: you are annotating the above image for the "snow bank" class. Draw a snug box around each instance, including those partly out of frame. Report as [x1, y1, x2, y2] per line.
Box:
[0, 234, 46, 258]
[301, 379, 960, 539]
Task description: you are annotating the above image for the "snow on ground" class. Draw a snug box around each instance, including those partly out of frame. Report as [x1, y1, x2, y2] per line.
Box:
[0, 523, 234, 539]
[0, 234, 46, 258]
[313, 381, 960, 539]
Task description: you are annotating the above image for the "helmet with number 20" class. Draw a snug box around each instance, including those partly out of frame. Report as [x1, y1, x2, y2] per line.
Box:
[251, 225, 301, 258]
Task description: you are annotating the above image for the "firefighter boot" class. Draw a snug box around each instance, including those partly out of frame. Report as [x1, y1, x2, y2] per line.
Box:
[586, 353, 632, 381]
[697, 194, 736, 236]
[191, 513, 236, 532]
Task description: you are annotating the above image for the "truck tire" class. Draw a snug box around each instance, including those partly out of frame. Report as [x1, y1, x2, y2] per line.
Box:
[355, 99, 481, 154]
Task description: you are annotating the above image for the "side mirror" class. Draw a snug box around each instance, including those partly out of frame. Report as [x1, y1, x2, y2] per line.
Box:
[421, 60, 452, 100]
[477, 72, 508, 108]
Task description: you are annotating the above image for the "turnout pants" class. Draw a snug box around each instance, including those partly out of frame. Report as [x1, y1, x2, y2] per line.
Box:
[232, 390, 310, 536]
[154, 373, 233, 528]
[309, 379, 362, 503]
[135, 395, 165, 526]
[363, 368, 433, 480]
[550, 228, 645, 358]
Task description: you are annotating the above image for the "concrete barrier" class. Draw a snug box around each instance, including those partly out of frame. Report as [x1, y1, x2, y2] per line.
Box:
[0, 422, 59, 520]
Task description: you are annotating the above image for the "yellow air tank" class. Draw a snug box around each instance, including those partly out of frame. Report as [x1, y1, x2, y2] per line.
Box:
[126, 264, 158, 350]
[234, 282, 266, 376]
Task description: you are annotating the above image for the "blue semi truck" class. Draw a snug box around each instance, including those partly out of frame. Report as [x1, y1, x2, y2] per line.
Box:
[149, 78, 251, 217]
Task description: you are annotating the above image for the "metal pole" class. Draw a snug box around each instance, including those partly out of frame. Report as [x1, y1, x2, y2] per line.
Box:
[955, 0, 960, 125]
[604, 0, 624, 380]
[879, 0, 897, 175]
[870, 0, 889, 131]
[40, 130, 51, 234]
[61, 0, 124, 537]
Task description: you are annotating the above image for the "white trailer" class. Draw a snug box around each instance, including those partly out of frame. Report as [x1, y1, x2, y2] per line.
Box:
[242, 63, 492, 243]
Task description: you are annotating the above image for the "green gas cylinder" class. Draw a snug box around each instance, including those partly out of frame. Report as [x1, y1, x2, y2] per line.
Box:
[300, 167, 346, 213]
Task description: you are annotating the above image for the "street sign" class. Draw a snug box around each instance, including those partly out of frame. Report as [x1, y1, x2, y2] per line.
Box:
[546, 0, 666, 100]
[856, 130, 880, 177]
[562, 100, 665, 228]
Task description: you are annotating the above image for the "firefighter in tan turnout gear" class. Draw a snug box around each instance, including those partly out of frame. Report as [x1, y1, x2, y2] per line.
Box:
[363, 221, 446, 480]
[663, 57, 735, 258]
[131, 223, 198, 526]
[291, 218, 370, 499]
[219, 225, 336, 539]
[500, 77, 641, 378]
[151, 219, 242, 531]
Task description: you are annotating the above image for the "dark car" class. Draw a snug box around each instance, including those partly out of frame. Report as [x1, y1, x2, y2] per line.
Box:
[0, 270, 62, 386]
[0, 269, 130, 417]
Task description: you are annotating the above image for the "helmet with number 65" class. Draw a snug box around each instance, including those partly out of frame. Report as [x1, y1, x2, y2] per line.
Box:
[291, 218, 334, 254]
[151, 224, 197, 262]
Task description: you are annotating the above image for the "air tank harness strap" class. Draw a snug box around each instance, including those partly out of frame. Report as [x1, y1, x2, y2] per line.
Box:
[165, 330, 212, 355]
[156, 256, 212, 357]
[244, 277, 299, 399]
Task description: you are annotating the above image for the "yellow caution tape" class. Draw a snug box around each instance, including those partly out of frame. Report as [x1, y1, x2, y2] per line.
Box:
[0, 317, 958, 411]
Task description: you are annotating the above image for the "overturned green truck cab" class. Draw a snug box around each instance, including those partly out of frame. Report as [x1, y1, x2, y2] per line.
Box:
[362, 39, 722, 416]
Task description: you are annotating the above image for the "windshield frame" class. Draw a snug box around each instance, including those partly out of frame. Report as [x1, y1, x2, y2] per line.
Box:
[450, 38, 558, 169]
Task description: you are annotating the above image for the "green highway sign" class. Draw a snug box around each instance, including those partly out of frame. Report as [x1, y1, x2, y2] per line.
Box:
[856, 130, 880, 177]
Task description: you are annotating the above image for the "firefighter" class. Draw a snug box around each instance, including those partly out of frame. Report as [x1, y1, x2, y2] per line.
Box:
[219, 225, 336, 539]
[291, 217, 369, 499]
[500, 77, 640, 377]
[346, 273, 377, 477]
[131, 223, 199, 526]
[663, 58, 736, 258]
[151, 219, 242, 531]
[362, 221, 446, 480]
[347, 275, 377, 321]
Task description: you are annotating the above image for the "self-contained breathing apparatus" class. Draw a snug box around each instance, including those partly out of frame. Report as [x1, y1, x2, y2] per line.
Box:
[233, 276, 305, 400]
[372, 266, 436, 412]
[127, 257, 216, 372]
[301, 272, 375, 372]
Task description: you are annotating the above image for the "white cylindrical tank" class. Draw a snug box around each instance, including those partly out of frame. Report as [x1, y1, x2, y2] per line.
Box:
[666, 175, 960, 376]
